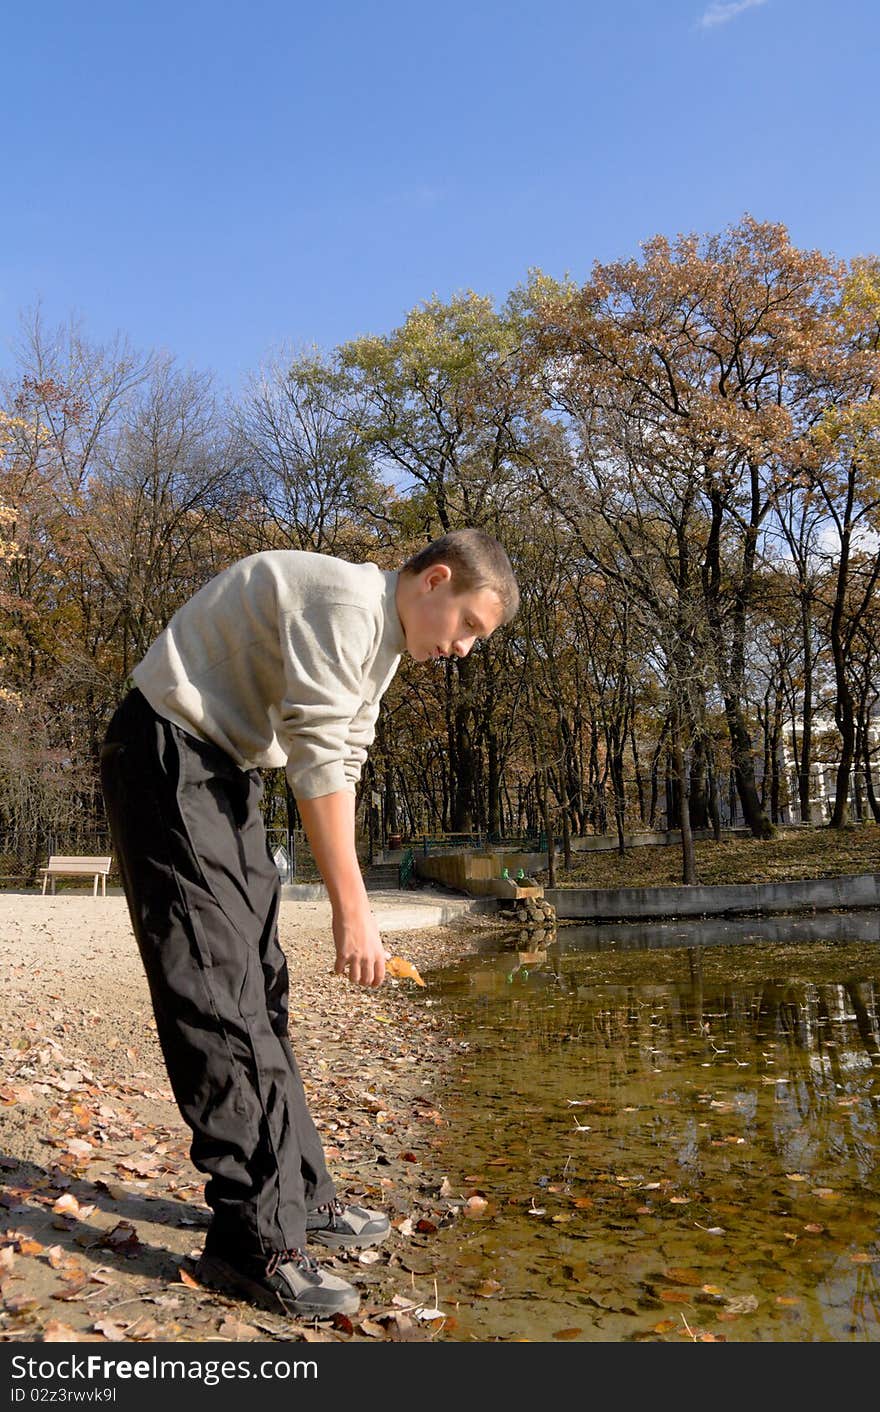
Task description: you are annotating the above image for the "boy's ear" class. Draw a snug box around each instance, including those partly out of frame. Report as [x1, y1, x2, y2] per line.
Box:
[424, 563, 452, 589]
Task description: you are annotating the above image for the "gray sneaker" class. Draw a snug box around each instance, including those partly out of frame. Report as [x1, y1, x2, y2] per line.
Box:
[196, 1243, 360, 1318]
[306, 1198, 391, 1249]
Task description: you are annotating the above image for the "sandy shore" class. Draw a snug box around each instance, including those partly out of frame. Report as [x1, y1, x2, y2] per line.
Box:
[0, 893, 489, 1343]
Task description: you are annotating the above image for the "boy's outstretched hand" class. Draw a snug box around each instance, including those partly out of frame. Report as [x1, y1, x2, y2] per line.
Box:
[296, 790, 388, 988]
[332, 903, 388, 988]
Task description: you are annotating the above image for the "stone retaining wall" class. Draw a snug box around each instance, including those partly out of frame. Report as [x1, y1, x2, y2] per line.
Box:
[545, 872, 880, 921]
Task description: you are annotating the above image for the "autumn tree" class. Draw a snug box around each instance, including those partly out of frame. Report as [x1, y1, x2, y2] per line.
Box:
[232, 347, 387, 559]
[531, 218, 846, 840]
[800, 258, 880, 825]
[339, 293, 538, 832]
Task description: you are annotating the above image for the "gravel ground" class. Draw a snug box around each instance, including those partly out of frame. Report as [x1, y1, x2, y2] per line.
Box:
[0, 893, 492, 1344]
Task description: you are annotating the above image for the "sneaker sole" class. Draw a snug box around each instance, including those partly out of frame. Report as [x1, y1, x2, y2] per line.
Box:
[195, 1253, 360, 1318]
[307, 1224, 390, 1250]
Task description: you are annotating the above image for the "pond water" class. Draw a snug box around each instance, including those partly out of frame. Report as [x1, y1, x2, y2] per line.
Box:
[423, 911, 880, 1342]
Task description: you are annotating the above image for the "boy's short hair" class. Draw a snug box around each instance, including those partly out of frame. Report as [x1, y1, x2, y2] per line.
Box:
[400, 528, 519, 623]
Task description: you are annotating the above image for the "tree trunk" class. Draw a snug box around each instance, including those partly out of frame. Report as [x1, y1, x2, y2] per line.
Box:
[588, 720, 602, 832]
[862, 729, 880, 823]
[770, 685, 784, 824]
[486, 731, 501, 840]
[630, 720, 647, 826]
[450, 658, 476, 832]
[725, 694, 774, 838]
[704, 480, 773, 839]
[689, 734, 709, 831]
[798, 599, 815, 823]
[648, 722, 668, 830]
[541, 766, 556, 888]
[665, 751, 677, 834]
[672, 699, 697, 884]
[758, 692, 770, 811]
[829, 525, 855, 829]
[707, 754, 722, 842]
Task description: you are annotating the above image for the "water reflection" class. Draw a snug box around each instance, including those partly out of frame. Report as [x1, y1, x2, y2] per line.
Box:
[426, 914, 880, 1342]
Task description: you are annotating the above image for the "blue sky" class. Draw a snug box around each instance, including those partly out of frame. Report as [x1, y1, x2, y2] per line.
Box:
[2, 0, 877, 394]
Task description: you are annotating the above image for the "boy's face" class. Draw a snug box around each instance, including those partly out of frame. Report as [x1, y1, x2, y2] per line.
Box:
[401, 565, 504, 663]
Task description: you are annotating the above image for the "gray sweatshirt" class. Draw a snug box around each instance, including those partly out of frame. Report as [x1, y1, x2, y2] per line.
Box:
[132, 550, 406, 799]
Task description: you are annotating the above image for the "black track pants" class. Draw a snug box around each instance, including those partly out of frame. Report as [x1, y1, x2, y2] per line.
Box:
[99, 687, 335, 1254]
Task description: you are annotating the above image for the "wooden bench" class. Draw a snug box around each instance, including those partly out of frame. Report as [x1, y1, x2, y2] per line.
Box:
[39, 855, 112, 897]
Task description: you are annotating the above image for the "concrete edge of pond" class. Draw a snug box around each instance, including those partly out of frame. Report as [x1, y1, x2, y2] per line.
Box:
[280, 884, 497, 930]
[545, 871, 880, 921]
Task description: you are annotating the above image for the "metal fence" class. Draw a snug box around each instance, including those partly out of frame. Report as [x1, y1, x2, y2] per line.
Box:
[1, 825, 321, 891]
[0, 831, 115, 890]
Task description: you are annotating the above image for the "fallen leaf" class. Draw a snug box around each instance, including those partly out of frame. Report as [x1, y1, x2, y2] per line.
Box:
[51, 1282, 90, 1302]
[385, 957, 426, 987]
[94, 1180, 129, 1201]
[552, 1327, 582, 1340]
[3, 1294, 40, 1313]
[92, 1320, 128, 1341]
[724, 1294, 759, 1314]
[475, 1279, 504, 1297]
[53, 1194, 81, 1216]
[663, 1268, 703, 1287]
[177, 1268, 200, 1288]
[43, 1321, 93, 1342]
[218, 1317, 259, 1339]
[88, 1270, 116, 1286]
[102, 1222, 139, 1252]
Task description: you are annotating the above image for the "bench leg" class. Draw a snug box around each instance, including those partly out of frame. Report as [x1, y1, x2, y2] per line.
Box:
[41, 876, 47, 895]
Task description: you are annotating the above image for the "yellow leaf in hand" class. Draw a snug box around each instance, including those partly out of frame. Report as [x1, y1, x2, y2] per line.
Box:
[385, 956, 426, 987]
